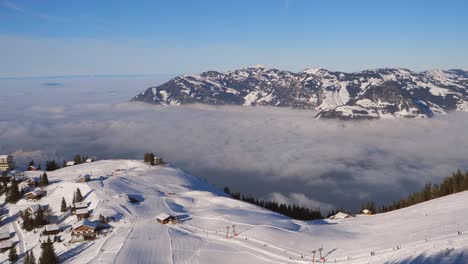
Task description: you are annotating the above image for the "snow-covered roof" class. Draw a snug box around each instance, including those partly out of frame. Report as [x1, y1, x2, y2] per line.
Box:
[0, 232, 10, 240]
[85, 158, 94, 162]
[156, 213, 171, 221]
[66, 161, 76, 166]
[25, 190, 44, 197]
[74, 202, 88, 209]
[362, 209, 372, 214]
[0, 154, 11, 159]
[73, 219, 97, 229]
[330, 212, 351, 220]
[27, 204, 42, 213]
[76, 208, 89, 215]
[0, 240, 13, 249]
[45, 224, 60, 232]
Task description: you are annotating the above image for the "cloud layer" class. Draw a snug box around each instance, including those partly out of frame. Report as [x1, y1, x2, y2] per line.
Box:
[1, 78, 468, 211]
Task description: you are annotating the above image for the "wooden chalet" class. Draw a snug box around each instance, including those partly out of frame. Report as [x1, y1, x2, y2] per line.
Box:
[24, 190, 46, 201]
[44, 224, 61, 235]
[75, 174, 91, 183]
[155, 213, 177, 224]
[362, 209, 372, 215]
[76, 208, 90, 220]
[71, 220, 98, 241]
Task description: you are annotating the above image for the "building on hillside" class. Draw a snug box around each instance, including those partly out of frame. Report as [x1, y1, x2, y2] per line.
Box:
[66, 161, 76, 166]
[72, 202, 88, 213]
[0, 154, 14, 171]
[28, 165, 37, 171]
[19, 181, 33, 193]
[71, 220, 98, 241]
[76, 208, 90, 220]
[329, 212, 352, 220]
[155, 213, 177, 224]
[0, 232, 10, 241]
[24, 190, 46, 201]
[44, 224, 61, 235]
[0, 240, 13, 252]
[76, 174, 91, 183]
[24, 204, 48, 216]
[153, 157, 165, 166]
[362, 209, 372, 215]
[25, 178, 37, 187]
[85, 158, 95, 163]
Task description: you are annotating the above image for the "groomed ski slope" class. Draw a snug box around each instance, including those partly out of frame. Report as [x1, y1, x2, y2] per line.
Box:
[1, 160, 467, 264]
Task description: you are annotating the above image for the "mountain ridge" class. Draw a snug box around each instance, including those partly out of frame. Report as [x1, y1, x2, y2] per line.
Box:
[131, 66, 468, 119]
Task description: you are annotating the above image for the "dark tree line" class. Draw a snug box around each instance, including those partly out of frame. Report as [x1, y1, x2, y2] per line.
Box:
[376, 169, 468, 214]
[144, 153, 155, 165]
[224, 187, 323, 221]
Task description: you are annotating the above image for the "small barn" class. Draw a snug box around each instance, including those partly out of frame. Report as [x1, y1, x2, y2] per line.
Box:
[76, 208, 90, 220]
[76, 174, 91, 183]
[0, 240, 13, 252]
[154, 157, 165, 166]
[44, 224, 61, 235]
[66, 161, 76, 166]
[0, 232, 10, 241]
[156, 213, 177, 224]
[362, 209, 372, 215]
[28, 165, 37, 171]
[329, 212, 351, 220]
[71, 220, 98, 241]
[24, 190, 46, 201]
[25, 204, 45, 215]
[73, 202, 88, 211]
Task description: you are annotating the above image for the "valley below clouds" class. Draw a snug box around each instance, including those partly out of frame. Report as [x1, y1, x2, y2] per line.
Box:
[1, 78, 468, 211]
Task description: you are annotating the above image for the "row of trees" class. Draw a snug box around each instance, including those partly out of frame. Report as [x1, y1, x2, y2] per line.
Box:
[17, 237, 59, 264]
[28, 154, 92, 171]
[224, 187, 324, 221]
[377, 169, 468, 213]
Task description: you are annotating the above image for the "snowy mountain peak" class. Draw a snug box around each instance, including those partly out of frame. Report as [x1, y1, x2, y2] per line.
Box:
[131, 67, 468, 119]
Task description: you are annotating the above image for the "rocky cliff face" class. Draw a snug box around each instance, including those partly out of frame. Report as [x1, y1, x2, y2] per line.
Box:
[131, 66, 468, 119]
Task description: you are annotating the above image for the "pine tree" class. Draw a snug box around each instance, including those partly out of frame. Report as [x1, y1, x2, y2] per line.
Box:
[29, 251, 36, 264]
[34, 206, 47, 227]
[60, 197, 68, 212]
[37, 164, 41, 170]
[6, 180, 21, 203]
[72, 190, 76, 204]
[21, 210, 33, 231]
[30, 251, 36, 264]
[39, 237, 58, 264]
[24, 251, 30, 264]
[75, 188, 83, 203]
[39, 172, 49, 187]
[73, 154, 82, 165]
[8, 246, 18, 263]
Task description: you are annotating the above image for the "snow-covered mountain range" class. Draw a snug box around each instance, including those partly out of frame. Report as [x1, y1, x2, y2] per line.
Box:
[131, 66, 468, 119]
[1, 160, 467, 263]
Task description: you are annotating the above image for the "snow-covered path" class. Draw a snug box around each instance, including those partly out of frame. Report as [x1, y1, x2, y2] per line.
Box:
[10, 212, 25, 257]
[114, 220, 173, 264]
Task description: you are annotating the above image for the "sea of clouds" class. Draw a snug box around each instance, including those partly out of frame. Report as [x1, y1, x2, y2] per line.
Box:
[1, 78, 468, 212]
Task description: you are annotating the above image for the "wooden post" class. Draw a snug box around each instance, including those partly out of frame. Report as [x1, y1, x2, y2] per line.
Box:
[232, 224, 237, 236]
[312, 250, 316, 262]
[226, 226, 230, 239]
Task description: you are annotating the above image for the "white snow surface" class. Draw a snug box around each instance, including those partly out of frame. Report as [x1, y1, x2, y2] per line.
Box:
[1, 160, 468, 263]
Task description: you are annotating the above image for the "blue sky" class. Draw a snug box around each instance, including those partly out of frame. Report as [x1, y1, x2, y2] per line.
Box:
[1, 0, 467, 77]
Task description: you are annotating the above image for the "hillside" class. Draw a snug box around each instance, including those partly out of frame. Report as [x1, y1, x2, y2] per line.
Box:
[1, 160, 467, 263]
[131, 66, 468, 120]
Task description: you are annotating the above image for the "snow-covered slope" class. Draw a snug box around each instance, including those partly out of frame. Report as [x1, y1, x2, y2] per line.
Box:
[1, 160, 468, 263]
[131, 67, 468, 119]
